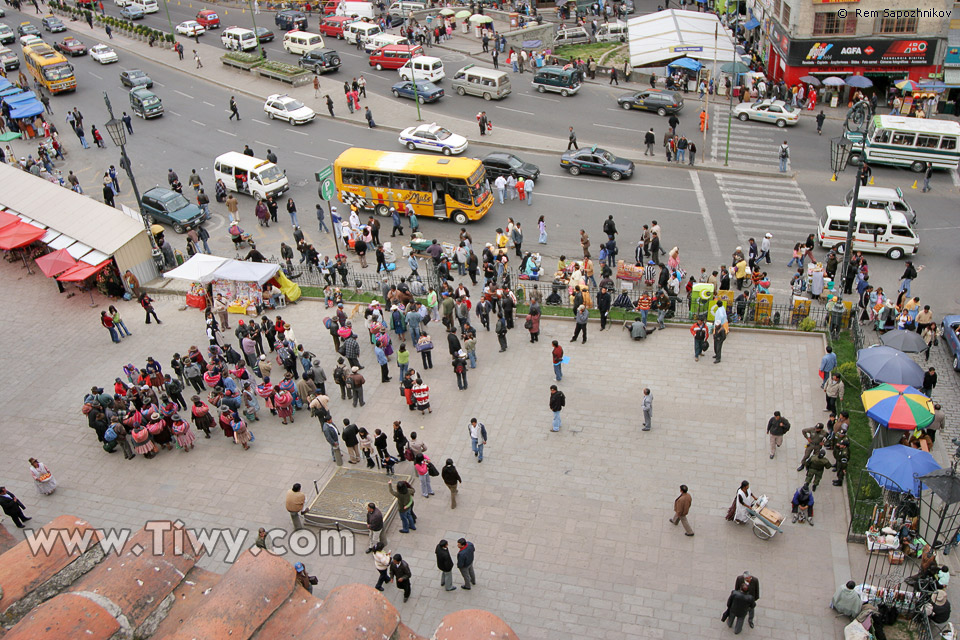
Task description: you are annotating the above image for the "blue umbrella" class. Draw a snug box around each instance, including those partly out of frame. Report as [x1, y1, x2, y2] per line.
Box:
[867, 445, 940, 496]
[845, 75, 873, 88]
[856, 345, 925, 387]
[823, 76, 846, 86]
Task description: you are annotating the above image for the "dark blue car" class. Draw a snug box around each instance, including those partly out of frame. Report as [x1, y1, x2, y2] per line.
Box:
[941, 315, 960, 371]
[560, 146, 634, 181]
[391, 80, 443, 104]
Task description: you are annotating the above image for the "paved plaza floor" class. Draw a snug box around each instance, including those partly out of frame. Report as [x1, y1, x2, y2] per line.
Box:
[0, 262, 857, 638]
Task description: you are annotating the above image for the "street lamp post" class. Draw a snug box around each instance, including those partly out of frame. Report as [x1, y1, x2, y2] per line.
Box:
[247, 0, 266, 60]
[102, 91, 163, 270]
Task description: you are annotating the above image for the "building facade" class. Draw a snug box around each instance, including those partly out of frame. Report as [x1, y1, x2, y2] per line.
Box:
[746, 0, 950, 98]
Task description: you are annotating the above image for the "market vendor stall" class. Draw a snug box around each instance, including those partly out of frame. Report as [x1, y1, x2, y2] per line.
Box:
[164, 254, 301, 313]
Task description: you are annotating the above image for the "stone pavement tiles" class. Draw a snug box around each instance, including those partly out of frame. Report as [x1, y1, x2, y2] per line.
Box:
[0, 261, 851, 639]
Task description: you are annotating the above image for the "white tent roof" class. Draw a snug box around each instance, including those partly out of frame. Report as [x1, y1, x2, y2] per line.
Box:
[627, 9, 737, 69]
[164, 254, 279, 285]
[164, 254, 229, 283]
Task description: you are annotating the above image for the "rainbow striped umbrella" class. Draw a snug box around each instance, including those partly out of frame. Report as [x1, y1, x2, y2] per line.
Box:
[861, 383, 934, 430]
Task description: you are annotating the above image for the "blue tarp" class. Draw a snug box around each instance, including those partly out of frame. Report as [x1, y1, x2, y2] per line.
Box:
[744, 17, 760, 29]
[0, 77, 11, 91]
[10, 101, 44, 119]
[667, 57, 702, 72]
[0, 87, 22, 98]
[4, 91, 38, 105]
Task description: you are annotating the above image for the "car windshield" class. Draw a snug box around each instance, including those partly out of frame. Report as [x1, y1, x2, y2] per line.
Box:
[599, 151, 616, 163]
[130, 70, 145, 78]
[65, 39, 79, 45]
[43, 63, 73, 80]
[160, 193, 190, 210]
[283, 99, 305, 110]
[141, 95, 160, 107]
[258, 165, 284, 185]
[434, 128, 452, 140]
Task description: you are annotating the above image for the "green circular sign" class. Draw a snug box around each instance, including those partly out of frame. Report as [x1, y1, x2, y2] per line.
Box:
[319, 178, 336, 201]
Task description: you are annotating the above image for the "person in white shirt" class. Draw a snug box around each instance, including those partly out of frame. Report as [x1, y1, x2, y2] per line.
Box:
[494, 175, 506, 205]
[712, 301, 729, 363]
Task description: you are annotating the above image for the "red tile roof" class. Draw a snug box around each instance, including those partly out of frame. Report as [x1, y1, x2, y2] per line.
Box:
[0, 516, 518, 640]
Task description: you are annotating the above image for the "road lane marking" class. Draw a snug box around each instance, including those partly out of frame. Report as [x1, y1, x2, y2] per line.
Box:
[295, 151, 328, 160]
[252, 118, 269, 125]
[173, 89, 194, 99]
[153, 81, 165, 87]
[525, 94, 560, 103]
[255, 140, 277, 148]
[328, 139, 352, 146]
[167, 110, 181, 116]
[593, 123, 645, 134]
[338, 50, 362, 58]
[495, 106, 534, 116]
[89, 71, 102, 80]
[203, 101, 215, 107]
[191, 119, 207, 126]
[217, 129, 238, 137]
[690, 171, 721, 257]
[287, 129, 309, 136]
[364, 72, 390, 81]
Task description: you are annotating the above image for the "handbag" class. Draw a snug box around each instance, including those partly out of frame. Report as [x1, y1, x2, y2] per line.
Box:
[415, 340, 433, 352]
[404, 446, 414, 462]
[524, 317, 533, 330]
[427, 461, 440, 477]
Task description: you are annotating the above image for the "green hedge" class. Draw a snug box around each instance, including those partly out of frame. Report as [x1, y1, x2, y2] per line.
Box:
[256, 60, 306, 76]
[223, 51, 264, 64]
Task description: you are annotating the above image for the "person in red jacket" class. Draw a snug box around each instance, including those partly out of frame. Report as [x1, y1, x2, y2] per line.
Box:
[690, 317, 709, 361]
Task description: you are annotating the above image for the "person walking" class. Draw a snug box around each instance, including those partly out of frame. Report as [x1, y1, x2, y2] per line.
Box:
[922, 366, 938, 398]
[670, 485, 694, 536]
[816, 110, 825, 135]
[797, 423, 828, 471]
[734, 572, 761, 629]
[690, 317, 708, 361]
[456, 538, 477, 590]
[348, 367, 366, 407]
[722, 583, 756, 634]
[228, 96, 240, 121]
[567, 126, 578, 150]
[644, 128, 655, 156]
[824, 373, 844, 413]
[778, 140, 789, 173]
[390, 553, 413, 602]
[194, 50, 203, 69]
[388, 479, 417, 533]
[441, 459, 462, 508]
[899, 261, 920, 298]
[365, 106, 377, 128]
[641, 388, 653, 431]
[478, 111, 488, 136]
[468, 418, 487, 462]
[571, 305, 589, 343]
[495, 312, 508, 352]
[551, 340, 564, 381]
[0, 487, 31, 528]
[436, 540, 457, 591]
[28, 458, 57, 495]
[139, 293, 161, 324]
[549, 385, 565, 432]
[365, 503, 383, 552]
[766, 411, 791, 459]
[523, 177, 534, 205]
[285, 483, 307, 530]
[372, 543, 392, 591]
[922, 161, 933, 192]
[819, 345, 837, 388]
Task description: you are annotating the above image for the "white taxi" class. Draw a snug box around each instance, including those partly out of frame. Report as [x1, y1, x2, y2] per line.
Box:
[90, 43, 119, 64]
[175, 21, 205, 37]
[263, 93, 316, 125]
[398, 122, 467, 155]
[732, 99, 800, 128]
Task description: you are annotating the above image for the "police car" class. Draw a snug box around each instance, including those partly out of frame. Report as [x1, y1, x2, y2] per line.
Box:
[398, 122, 467, 156]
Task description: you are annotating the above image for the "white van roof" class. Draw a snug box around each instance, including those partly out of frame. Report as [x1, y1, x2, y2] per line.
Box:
[224, 26, 255, 35]
[848, 186, 902, 201]
[406, 55, 441, 64]
[457, 64, 506, 77]
[824, 205, 911, 227]
[216, 151, 275, 170]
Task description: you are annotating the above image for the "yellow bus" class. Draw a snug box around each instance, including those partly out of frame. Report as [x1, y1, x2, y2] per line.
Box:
[333, 148, 492, 224]
[23, 43, 76, 94]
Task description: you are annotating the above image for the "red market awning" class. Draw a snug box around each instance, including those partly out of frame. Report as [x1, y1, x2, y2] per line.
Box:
[34, 248, 79, 278]
[57, 259, 110, 282]
[0, 221, 46, 250]
[0, 210, 20, 230]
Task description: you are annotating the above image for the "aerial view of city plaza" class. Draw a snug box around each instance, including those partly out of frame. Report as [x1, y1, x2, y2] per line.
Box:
[0, 0, 960, 636]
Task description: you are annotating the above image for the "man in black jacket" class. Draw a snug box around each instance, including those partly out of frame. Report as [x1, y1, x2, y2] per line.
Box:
[365, 503, 383, 552]
[436, 540, 456, 591]
[390, 554, 412, 601]
[766, 411, 791, 460]
[0, 487, 30, 527]
[722, 583, 756, 634]
[342, 419, 360, 464]
[597, 286, 611, 331]
[734, 572, 760, 628]
[441, 459, 462, 509]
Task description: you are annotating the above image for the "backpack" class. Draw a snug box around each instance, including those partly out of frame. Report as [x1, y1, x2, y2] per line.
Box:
[779, 145, 789, 160]
[496, 318, 507, 335]
[333, 366, 345, 385]
[556, 391, 566, 408]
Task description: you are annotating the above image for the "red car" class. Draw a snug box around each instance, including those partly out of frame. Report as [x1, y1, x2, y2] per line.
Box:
[54, 37, 87, 56]
[318, 15, 353, 39]
[320, 0, 339, 14]
[368, 44, 422, 70]
[195, 10, 220, 29]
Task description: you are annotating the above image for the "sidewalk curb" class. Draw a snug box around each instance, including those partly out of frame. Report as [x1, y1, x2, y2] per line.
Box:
[57, 18, 797, 181]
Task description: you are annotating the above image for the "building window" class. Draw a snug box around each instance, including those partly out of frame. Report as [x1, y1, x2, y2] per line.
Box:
[813, 12, 856, 35]
[781, 3, 791, 25]
[773, 0, 781, 20]
[877, 16, 917, 33]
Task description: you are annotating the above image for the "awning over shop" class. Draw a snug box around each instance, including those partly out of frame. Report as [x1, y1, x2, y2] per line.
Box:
[667, 56, 702, 71]
[211, 260, 280, 286]
[9, 101, 44, 119]
[0, 221, 46, 249]
[57, 259, 111, 282]
[744, 17, 760, 30]
[628, 9, 737, 68]
[163, 254, 230, 283]
[0, 209, 20, 230]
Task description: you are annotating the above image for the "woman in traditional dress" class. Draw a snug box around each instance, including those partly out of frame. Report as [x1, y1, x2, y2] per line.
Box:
[130, 423, 158, 458]
[274, 388, 294, 425]
[170, 413, 196, 452]
[733, 480, 757, 525]
[218, 406, 235, 440]
[231, 412, 253, 450]
[29, 458, 57, 495]
[241, 381, 260, 422]
[257, 377, 276, 415]
[190, 396, 214, 438]
[146, 412, 173, 451]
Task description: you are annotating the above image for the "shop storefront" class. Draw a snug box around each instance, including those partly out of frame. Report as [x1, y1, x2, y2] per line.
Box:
[774, 35, 941, 99]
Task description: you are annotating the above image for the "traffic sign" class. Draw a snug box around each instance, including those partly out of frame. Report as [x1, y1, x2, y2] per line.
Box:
[671, 46, 703, 52]
[315, 165, 333, 183]
[319, 178, 336, 201]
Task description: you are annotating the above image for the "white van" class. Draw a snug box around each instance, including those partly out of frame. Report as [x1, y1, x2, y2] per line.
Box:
[364, 32, 406, 54]
[283, 30, 325, 55]
[595, 20, 628, 42]
[344, 21, 382, 45]
[336, 1, 376, 20]
[214, 152, 289, 201]
[398, 55, 444, 82]
[389, 1, 425, 14]
[131, 0, 158, 13]
[843, 186, 918, 225]
[451, 64, 511, 100]
[818, 206, 919, 260]
[221, 27, 258, 51]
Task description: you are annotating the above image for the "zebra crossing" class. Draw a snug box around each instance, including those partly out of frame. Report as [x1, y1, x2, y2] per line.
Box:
[708, 106, 782, 168]
[715, 174, 818, 245]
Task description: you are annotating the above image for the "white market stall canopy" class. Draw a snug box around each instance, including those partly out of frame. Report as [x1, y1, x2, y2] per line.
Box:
[164, 254, 280, 285]
[627, 9, 737, 69]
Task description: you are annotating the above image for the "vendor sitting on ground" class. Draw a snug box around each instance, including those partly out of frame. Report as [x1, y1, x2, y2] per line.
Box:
[624, 317, 656, 340]
[791, 484, 815, 525]
[830, 580, 863, 618]
[262, 284, 281, 309]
